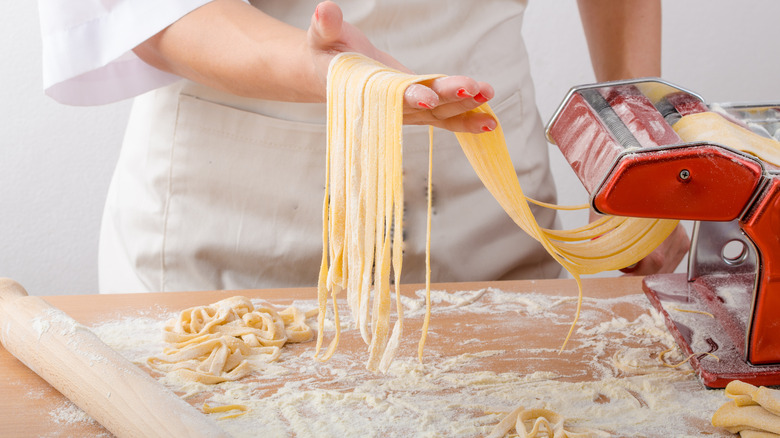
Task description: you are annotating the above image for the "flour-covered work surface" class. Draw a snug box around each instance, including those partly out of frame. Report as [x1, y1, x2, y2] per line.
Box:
[0, 277, 731, 437]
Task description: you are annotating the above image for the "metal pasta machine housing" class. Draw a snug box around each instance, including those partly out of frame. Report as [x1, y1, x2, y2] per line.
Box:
[545, 78, 780, 388]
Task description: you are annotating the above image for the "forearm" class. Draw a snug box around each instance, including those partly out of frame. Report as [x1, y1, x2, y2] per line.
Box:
[132, 0, 496, 133]
[577, 0, 662, 81]
[579, 1, 689, 276]
[133, 0, 322, 102]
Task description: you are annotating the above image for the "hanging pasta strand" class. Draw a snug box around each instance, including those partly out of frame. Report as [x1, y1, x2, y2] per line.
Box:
[454, 106, 678, 348]
[417, 126, 435, 363]
[318, 52, 780, 371]
[317, 52, 679, 370]
[316, 53, 442, 371]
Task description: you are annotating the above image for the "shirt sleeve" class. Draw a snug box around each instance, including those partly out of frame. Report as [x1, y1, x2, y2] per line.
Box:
[38, 0, 215, 106]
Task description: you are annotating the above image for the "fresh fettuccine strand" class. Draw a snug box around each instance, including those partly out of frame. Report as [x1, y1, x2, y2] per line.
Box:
[317, 53, 677, 370]
[673, 111, 780, 166]
[417, 126, 435, 362]
[712, 380, 780, 436]
[316, 53, 442, 372]
[454, 106, 678, 349]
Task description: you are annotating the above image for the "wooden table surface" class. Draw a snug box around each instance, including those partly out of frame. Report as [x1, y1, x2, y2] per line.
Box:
[0, 276, 729, 437]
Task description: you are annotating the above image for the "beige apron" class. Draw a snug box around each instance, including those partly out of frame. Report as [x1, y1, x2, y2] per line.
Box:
[98, 0, 561, 293]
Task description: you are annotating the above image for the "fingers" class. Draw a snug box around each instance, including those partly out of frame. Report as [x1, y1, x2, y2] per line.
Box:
[620, 254, 662, 276]
[404, 83, 440, 112]
[309, 1, 343, 46]
[308, 1, 410, 75]
[621, 223, 690, 276]
[404, 76, 493, 114]
[430, 76, 494, 117]
[308, 3, 496, 135]
[405, 108, 498, 134]
[403, 76, 497, 134]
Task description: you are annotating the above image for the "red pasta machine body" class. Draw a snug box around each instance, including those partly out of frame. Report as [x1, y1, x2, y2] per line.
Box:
[546, 78, 780, 388]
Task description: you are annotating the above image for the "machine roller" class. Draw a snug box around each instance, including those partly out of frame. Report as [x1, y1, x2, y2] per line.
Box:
[546, 78, 780, 388]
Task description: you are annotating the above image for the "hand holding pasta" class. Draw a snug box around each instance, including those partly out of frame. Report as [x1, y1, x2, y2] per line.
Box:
[315, 52, 679, 373]
[308, 1, 496, 134]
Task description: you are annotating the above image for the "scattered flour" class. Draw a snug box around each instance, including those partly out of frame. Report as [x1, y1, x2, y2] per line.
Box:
[49, 401, 94, 425]
[74, 287, 730, 437]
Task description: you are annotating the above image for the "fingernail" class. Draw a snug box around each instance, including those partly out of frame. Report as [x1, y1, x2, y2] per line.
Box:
[456, 88, 473, 98]
[474, 92, 488, 103]
[314, 4, 320, 20]
[481, 125, 494, 132]
[418, 101, 433, 109]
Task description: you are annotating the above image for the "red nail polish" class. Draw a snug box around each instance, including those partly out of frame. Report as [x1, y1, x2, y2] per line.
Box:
[481, 125, 493, 132]
[314, 4, 320, 20]
[456, 88, 472, 98]
[418, 101, 433, 109]
[474, 92, 488, 103]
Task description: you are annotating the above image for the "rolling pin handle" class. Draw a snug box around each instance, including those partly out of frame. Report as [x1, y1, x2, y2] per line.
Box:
[0, 278, 29, 306]
[0, 278, 231, 437]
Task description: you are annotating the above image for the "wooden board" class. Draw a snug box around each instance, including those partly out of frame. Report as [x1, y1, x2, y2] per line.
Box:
[0, 277, 729, 437]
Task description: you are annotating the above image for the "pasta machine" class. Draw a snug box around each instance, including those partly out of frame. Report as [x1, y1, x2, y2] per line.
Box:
[545, 78, 780, 389]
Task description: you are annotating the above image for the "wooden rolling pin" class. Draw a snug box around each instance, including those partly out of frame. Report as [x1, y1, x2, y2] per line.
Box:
[0, 278, 230, 438]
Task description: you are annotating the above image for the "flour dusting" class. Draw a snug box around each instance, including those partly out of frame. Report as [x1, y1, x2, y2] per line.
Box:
[77, 287, 730, 437]
[49, 401, 94, 425]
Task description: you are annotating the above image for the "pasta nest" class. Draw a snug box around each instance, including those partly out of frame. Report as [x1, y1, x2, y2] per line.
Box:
[148, 296, 314, 384]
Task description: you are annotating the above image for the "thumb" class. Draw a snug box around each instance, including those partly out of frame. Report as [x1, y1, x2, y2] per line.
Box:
[309, 1, 344, 46]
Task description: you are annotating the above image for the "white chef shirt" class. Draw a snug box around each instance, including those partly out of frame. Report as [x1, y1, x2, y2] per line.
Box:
[38, 0, 213, 105]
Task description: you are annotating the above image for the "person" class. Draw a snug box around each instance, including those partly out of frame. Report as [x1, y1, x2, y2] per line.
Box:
[38, 0, 688, 293]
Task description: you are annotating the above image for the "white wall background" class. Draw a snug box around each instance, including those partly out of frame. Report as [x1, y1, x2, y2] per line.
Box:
[2, 1, 779, 295]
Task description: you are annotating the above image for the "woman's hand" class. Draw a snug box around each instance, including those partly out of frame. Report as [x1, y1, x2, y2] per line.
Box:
[619, 222, 690, 276]
[307, 1, 497, 134]
[134, 0, 495, 134]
